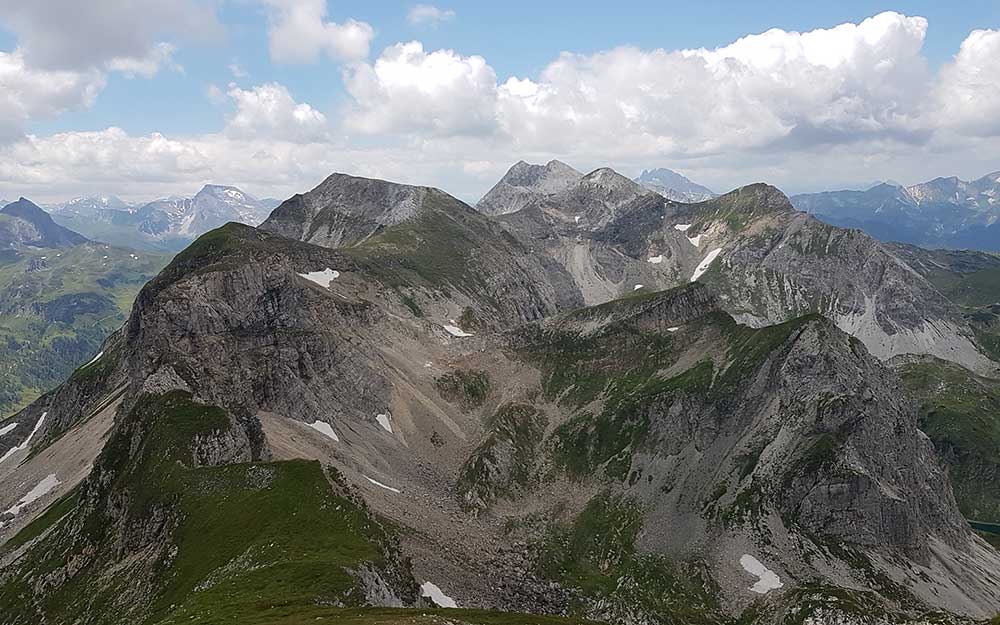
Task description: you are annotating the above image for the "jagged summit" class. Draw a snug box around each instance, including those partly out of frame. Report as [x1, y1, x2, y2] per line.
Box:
[0, 197, 89, 248]
[476, 159, 584, 216]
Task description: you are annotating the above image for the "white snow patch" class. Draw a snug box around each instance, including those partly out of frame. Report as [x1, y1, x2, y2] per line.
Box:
[305, 420, 339, 442]
[634, 284, 644, 291]
[687, 234, 703, 247]
[740, 555, 783, 594]
[443, 322, 473, 337]
[5, 473, 60, 517]
[375, 413, 393, 433]
[667, 327, 680, 332]
[690, 248, 723, 282]
[421, 581, 458, 608]
[82, 351, 104, 368]
[0, 422, 17, 437]
[674, 224, 692, 232]
[0, 412, 45, 465]
[647, 254, 664, 264]
[364, 476, 401, 493]
[298, 268, 340, 288]
[574, 216, 581, 224]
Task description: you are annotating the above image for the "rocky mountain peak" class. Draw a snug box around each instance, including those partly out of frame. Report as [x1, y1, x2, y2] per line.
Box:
[476, 159, 583, 216]
[260, 172, 451, 248]
[0, 197, 89, 248]
[708, 182, 794, 214]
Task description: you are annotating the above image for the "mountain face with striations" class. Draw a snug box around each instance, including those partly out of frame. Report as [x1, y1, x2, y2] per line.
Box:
[792, 171, 1000, 251]
[475, 160, 586, 216]
[485, 163, 996, 375]
[50, 185, 278, 252]
[635, 168, 717, 202]
[1, 167, 1000, 625]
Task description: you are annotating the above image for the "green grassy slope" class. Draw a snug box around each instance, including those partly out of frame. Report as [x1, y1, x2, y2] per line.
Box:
[899, 359, 1000, 522]
[0, 390, 598, 625]
[0, 242, 168, 416]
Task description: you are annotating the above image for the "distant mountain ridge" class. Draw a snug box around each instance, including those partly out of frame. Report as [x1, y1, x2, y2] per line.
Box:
[49, 184, 281, 252]
[792, 171, 1000, 251]
[0, 198, 89, 248]
[635, 167, 717, 202]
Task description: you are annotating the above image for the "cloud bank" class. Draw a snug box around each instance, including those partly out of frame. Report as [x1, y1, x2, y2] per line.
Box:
[2, 11, 1000, 203]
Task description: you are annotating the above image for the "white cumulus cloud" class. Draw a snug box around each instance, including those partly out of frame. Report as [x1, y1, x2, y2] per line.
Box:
[225, 83, 329, 142]
[494, 11, 932, 156]
[344, 41, 498, 135]
[0, 50, 105, 141]
[932, 29, 1000, 137]
[262, 0, 375, 64]
[407, 5, 456, 27]
[4, 11, 1000, 205]
[107, 42, 184, 79]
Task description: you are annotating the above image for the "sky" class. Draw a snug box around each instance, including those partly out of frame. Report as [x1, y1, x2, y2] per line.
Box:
[0, 1, 999, 204]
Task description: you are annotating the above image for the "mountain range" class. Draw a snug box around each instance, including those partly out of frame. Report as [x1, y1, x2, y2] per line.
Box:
[0, 198, 169, 417]
[1, 163, 999, 625]
[47, 185, 281, 252]
[792, 172, 1000, 251]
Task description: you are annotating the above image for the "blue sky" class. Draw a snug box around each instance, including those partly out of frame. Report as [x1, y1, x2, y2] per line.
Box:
[1, 1, 999, 203]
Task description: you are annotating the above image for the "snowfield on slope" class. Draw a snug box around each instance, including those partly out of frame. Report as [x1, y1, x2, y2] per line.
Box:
[298, 268, 340, 287]
[421, 581, 458, 608]
[691, 248, 723, 282]
[364, 476, 401, 493]
[4, 473, 60, 519]
[375, 413, 393, 433]
[305, 420, 339, 442]
[740, 555, 783, 594]
[443, 322, 473, 337]
[0, 412, 46, 465]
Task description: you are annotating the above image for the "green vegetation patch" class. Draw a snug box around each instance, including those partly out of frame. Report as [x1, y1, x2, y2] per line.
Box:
[1, 391, 415, 625]
[899, 359, 1000, 521]
[538, 493, 727, 625]
[0, 243, 168, 417]
[456, 403, 548, 510]
[436, 369, 491, 410]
